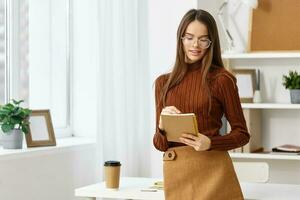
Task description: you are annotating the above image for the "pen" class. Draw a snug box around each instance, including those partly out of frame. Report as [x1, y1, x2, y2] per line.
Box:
[140, 189, 158, 192]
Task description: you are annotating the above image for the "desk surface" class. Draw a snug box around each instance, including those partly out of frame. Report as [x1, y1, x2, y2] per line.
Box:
[75, 177, 300, 200]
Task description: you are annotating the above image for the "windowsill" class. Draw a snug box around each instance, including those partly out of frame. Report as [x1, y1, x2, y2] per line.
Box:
[0, 136, 96, 160]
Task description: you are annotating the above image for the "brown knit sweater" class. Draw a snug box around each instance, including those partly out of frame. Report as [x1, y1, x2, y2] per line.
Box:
[153, 66, 250, 152]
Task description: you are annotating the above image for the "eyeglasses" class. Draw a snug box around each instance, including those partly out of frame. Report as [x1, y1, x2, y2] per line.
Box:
[181, 36, 212, 49]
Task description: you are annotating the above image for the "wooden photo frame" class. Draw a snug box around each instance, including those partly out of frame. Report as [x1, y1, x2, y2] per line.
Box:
[26, 109, 56, 147]
[232, 69, 256, 103]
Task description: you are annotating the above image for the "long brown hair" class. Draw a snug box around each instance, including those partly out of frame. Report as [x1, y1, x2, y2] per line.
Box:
[161, 9, 224, 114]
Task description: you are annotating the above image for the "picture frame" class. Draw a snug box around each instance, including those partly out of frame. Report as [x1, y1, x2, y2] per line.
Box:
[26, 109, 56, 147]
[232, 69, 256, 103]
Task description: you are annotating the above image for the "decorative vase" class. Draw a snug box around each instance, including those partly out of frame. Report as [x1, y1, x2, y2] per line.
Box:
[1, 129, 23, 149]
[253, 90, 262, 103]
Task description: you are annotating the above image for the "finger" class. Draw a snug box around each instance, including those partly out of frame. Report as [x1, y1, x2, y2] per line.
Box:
[181, 133, 198, 141]
[179, 137, 197, 146]
[180, 137, 205, 151]
[163, 106, 181, 114]
[161, 107, 172, 113]
[179, 138, 198, 149]
[162, 108, 178, 115]
[161, 110, 177, 115]
[170, 106, 181, 113]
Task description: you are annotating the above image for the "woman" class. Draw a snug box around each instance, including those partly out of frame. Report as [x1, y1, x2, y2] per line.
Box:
[153, 9, 250, 200]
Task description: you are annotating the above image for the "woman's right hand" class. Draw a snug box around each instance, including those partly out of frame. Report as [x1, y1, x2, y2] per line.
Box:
[159, 106, 181, 130]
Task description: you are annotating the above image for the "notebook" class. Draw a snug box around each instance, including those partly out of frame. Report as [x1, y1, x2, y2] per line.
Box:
[161, 113, 199, 143]
[272, 144, 300, 154]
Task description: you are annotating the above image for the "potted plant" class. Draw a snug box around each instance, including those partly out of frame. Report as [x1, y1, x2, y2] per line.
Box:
[282, 70, 300, 104]
[0, 99, 32, 149]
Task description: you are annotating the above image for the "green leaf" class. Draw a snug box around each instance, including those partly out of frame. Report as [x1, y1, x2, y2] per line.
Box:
[282, 70, 300, 89]
[2, 117, 10, 124]
[22, 109, 31, 117]
[0, 109, 10, 116]
[10, 117, 20, 125]
[12, 99, 24, 106]
[4, 103, 14, 110]
[21, 124, 29, 134]
[1, 123, 13, 133]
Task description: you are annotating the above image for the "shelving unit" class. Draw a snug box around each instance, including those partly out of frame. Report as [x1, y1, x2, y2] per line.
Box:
[222, 52, 300, 59]
[230, 152, 300, 161]
[224, 52, 300, 184]
[241, 103, 300, 109]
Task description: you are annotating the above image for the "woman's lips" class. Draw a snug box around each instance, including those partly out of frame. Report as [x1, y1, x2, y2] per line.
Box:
[189, 50, 201, 56]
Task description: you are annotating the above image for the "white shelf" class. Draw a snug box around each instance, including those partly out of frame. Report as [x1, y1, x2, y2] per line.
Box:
[222, 52, 300, 59]
[230, 152, 300, 160]
[241, 103, 300, 109]
[0, 137, 96, 160]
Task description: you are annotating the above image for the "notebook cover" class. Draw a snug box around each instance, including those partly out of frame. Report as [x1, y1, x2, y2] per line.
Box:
[272, 144, 300, 153]
[161, 113, 199, 143]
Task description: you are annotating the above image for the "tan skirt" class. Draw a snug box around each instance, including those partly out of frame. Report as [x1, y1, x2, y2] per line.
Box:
[163, 146, 243, 200]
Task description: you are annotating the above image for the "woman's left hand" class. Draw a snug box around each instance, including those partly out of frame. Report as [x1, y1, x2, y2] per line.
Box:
[179, 133, 211, 151]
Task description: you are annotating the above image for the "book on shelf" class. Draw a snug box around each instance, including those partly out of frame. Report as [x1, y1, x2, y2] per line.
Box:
[270, 151, 300, 155]
[271, 144, 300, 155]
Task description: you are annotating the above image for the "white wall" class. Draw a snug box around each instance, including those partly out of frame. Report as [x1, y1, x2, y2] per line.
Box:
[0, 144, 97, 200]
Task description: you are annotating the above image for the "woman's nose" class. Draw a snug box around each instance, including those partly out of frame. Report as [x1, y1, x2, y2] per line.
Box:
[192, 39, 199, 47]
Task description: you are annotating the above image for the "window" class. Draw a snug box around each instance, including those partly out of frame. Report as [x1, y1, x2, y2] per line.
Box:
[0, 0, 6, 105]
[1, 0, 72, 137]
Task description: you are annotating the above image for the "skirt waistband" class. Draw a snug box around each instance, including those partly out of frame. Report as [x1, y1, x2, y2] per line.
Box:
[163, 146, 229, 161]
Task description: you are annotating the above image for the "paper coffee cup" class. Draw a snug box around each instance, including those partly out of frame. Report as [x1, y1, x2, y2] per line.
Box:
[104, 161, 121, 189]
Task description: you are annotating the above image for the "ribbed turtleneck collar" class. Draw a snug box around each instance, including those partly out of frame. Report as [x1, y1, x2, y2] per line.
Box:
[187, 60, 202, 72]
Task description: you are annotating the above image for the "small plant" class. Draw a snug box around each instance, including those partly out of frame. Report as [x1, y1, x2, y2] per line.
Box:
[0, 99, 32, 134]
[282, 70, 300, 89]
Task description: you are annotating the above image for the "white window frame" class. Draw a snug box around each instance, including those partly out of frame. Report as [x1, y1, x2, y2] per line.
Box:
[3, 0, 73, 138]
[4, 0, 11, 104]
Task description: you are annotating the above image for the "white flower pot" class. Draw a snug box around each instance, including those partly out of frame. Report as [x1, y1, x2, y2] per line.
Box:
[290, 89, 300, 104]
[1, 129, 23, 149]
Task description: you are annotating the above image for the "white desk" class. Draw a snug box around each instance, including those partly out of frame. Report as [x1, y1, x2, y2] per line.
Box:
[75, 177, 300, 200]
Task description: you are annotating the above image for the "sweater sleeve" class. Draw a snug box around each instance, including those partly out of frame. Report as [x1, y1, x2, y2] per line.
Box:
[153, 75, 169, 152]
[209, 72, 250, 151]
